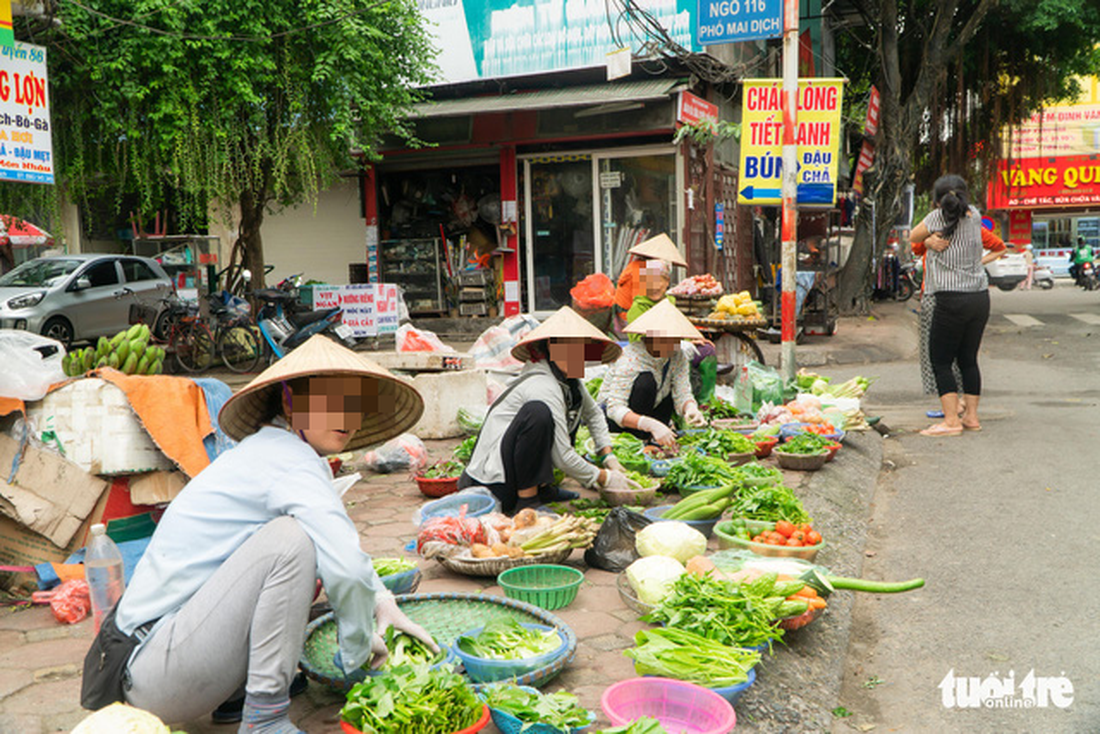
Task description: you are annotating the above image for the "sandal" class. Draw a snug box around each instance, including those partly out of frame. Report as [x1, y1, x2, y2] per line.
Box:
[920, 423, 963, 437]
[961, 422, 982, 431]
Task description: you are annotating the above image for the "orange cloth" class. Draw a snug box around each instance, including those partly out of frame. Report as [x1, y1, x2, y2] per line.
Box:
[97, 370, 213, 478]
[0, 396, 24, 418]
[614, 258, 644, 312]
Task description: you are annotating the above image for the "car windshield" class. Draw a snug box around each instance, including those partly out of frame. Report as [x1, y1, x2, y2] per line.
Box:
[0, 258, 82, 288]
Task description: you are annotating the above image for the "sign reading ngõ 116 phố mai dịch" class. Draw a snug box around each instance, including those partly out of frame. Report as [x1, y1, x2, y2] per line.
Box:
[737, 78, 845, 207]
[696, 0, 782, 46]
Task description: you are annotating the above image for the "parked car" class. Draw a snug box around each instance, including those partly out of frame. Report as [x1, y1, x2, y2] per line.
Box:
[0, 254, 173, 347]
[985, 252, 1029, 291]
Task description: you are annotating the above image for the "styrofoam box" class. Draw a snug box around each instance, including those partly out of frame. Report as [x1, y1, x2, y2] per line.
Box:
[406, 369, 488, 439]
[26, 378, 174, 476]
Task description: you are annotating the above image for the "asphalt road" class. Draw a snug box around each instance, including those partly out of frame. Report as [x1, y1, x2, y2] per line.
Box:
[828, 281, 1099, 733]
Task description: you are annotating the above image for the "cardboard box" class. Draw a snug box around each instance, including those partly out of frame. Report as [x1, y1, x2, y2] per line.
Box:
[0, 486, 110, 568]
[0, 433, 110, 548]
[25, 378, 175, 476]
[129, 471, 188, 506]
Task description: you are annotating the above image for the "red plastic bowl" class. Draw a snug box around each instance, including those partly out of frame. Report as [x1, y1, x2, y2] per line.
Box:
[754, 437, 778, 459]
[341, 704, 490, 734]
[602, 677, 736, 734]
[824, 442, 841, 462]
[416, 475, 461, 498]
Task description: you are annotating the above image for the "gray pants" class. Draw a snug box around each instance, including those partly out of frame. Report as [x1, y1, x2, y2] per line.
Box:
[124, 517, 317, 723]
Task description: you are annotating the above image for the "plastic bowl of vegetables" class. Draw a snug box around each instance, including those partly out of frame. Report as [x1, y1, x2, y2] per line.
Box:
[643, 505, 721, 539]
[823, 441, 841, 463]
[714, 518, 825, 562]
[374, 558, 422, 595]
[481, 684, 595, 734]
[753, 437, 778, 459]
[599, 472, 661, 507]
[601, 677, 736, 734]
[366, 633, 457, 677]
[417, 460, 467, 498]
[772, 434, 830, 472]
[709, 666, 756, 707]
[419, 492, 497, 522]
[454, 619, 570, 684]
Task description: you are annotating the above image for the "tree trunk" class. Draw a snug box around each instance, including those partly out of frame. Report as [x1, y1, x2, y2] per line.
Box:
[231, 187, 267, 292]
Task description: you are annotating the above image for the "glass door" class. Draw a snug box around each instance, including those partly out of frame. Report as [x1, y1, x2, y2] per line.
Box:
[524, 156, 595, 311]
[595, 152, 678, 281]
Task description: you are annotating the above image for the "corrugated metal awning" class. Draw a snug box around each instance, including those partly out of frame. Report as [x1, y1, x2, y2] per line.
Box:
[410, 79, 685, 119]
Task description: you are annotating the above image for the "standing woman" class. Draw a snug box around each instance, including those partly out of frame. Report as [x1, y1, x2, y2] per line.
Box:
[910, 174, 1005, 436]
[613, 233, 687, 337]
[459, 307, 639, 514]
[599, 299, 708, 445]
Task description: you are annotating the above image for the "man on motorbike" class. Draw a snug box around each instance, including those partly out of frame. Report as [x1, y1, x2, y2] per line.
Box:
[1069, 238, 1094, 283]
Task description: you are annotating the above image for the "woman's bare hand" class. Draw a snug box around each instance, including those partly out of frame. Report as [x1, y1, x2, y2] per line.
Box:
[926, 232, 950, 252]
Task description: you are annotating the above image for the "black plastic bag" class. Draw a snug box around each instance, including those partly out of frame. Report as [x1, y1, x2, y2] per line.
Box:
[584, 507, 653, 572]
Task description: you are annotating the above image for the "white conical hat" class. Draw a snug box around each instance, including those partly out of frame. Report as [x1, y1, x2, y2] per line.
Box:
[218, 335, 423, 450]
[624, 298, 704, 340]
[511, 306, 622, 363]
[628, 233, 687, 267]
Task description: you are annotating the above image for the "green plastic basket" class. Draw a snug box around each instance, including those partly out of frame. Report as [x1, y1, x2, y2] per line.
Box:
[496, 565, 584, 611]
[301, 592, 577, 691]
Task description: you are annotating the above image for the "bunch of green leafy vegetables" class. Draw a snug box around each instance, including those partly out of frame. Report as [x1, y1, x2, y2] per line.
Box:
[600, 718, 669, 734]
[678, 428, 756, 456]
[452, 435, 478, 464]
[662, 452, 740, 492]
[777, 433, 831, 455]
[625, 626, 761, 687]
[456, 618, 562, 661]
[340, 664, 482, 734]
[482, 684, 592, 731]
[372, 557, 417, 577]
[642, 572, 807, 648]
[420, 460, 466, 479]
[377, 627, 445, 670]
[728, 483, 811, 524]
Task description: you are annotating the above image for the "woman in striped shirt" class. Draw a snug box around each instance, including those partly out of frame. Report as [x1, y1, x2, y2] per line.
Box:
[909, 174, 1005, 437]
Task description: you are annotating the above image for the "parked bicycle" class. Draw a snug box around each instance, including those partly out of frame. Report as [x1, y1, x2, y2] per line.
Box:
[129, 292, 263, 374]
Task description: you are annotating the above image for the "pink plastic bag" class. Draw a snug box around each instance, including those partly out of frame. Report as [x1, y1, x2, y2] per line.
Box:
[396, 324, 453, 353]
[48, 579, 91, 625]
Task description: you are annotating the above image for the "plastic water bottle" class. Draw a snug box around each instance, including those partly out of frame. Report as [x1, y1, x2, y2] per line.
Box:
[85, 524, 125, 633]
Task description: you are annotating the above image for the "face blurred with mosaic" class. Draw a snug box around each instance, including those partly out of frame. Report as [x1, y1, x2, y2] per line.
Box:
[547, 337, 603, 379]
[640, 259, 671, 300]
[282, 375, 386, 455]
[643, 333, 680, 359]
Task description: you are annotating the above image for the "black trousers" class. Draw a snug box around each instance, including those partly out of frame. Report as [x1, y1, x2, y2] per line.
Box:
[609, 372, 674, 439]
[929, 290, 990, 397]
[458, 401, 555, 514]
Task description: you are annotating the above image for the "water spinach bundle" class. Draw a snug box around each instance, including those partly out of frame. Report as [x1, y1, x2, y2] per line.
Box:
[340, 664, 482, 734]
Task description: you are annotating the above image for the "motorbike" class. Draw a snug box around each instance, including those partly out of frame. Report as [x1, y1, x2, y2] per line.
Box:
[250, 272, 351, 359]
[896, 261, 920, 302]
[1072, 261, 1099, 291]
[1031, 264, 1054, 290]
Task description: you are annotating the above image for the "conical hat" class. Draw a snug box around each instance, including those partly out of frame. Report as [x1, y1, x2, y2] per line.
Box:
[628, 233, 687, 267]
[511, 306, 622, 363]
[218, 335, 423, 450]
[624, 298, 704, 340]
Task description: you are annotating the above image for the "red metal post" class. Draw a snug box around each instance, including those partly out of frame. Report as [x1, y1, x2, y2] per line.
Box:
[499, 145, 521, 316]
[780, 0, 800, 380]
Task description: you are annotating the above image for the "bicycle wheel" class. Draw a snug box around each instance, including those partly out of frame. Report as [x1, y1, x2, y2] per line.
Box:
[173, 322, 215, 373]
[218, 324, 263, 373]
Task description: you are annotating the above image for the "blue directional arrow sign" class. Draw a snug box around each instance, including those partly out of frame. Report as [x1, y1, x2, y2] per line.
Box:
[696, 0, 783, 46]
[740, 185, 782, 200]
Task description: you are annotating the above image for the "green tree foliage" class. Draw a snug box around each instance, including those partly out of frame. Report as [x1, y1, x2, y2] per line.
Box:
[3, 0, 437, 287]
[833, 0, 1100, 310]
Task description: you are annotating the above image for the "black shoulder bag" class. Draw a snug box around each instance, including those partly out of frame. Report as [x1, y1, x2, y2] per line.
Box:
[80, 607, 141, 710]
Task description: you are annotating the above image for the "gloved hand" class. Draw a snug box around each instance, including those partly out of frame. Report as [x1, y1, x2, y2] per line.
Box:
[602, 454, 625, 473]
[637, 416, 676, 447]
[334, 646, 379, 682]
[602, 469, 641, 491]
[374, 593, 440, 655]
[682, 402, 707, 428]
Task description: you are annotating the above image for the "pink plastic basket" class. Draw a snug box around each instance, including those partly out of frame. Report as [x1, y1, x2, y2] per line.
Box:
[601, 677, 736, 734]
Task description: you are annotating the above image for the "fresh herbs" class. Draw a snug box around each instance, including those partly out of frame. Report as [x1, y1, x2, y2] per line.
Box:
[663, 452, 739, 492]
[372, 557, 417, 577]
[452, 435, 478, 464]
[678, 428, 756, 457]
[700, 397, 743, 420]
[736, 462, 784, 484]
[610, 433, 650, 473]
[420, 460, 466, 479]
[642, 573, 807, 648]
[340, 664, 482, 734]
[777, 433, 830, 455]
[378, 627, 444, 670]
[729, 483, 811, 524]
[456, 618, 562, 661]
[625, 627, 761, 688]
[482, 684, 592, 731]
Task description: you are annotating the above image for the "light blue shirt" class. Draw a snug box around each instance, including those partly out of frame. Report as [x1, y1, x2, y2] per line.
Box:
[116, 425, 387, 671]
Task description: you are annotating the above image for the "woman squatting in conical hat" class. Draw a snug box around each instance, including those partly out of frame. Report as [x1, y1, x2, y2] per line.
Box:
[87, 335, 436, 734]
[598, 299, 709, 447]
[459, 307, 642, 515]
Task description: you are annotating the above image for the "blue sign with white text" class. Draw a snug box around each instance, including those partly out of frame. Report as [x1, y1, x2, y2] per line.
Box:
[695, 0, 783, 46]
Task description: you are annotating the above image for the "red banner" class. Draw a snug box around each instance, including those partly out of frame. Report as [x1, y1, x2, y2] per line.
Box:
[1008, 210, 1032, 245]
[864, 86, 880, 138]
[852, 140, 874, 195]
[677, 91, 718, 127]
[988, 155, 1100, 209]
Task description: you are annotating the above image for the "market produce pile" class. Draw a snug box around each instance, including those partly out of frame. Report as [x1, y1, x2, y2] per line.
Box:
[62, 324, 166, 376]
[668, 273, 723, 297]
[706, 291, 763, 320]
[418, 507, 600, 561]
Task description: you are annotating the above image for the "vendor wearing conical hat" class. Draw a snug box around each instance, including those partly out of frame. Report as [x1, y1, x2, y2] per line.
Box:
[459, 307, 641, 514]
[598, 299, 708, 446]
[103, 336, 433, 732]
[613, 233, 686, 337]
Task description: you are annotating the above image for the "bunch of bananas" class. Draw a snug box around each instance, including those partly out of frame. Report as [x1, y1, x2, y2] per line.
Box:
[62, 323, 166, 377]
[707, 291, 762, 321]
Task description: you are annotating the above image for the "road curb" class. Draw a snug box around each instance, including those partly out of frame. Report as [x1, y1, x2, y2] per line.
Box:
[733, 429, 884, 732]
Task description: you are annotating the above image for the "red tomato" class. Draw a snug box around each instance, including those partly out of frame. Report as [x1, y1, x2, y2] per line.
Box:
[786, 538, 803, 547]
[806, 530, 823, 545]
[775, 521, 796, 538]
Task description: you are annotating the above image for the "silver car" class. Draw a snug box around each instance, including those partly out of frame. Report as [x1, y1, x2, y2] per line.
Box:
[0, 254, 173, 346]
